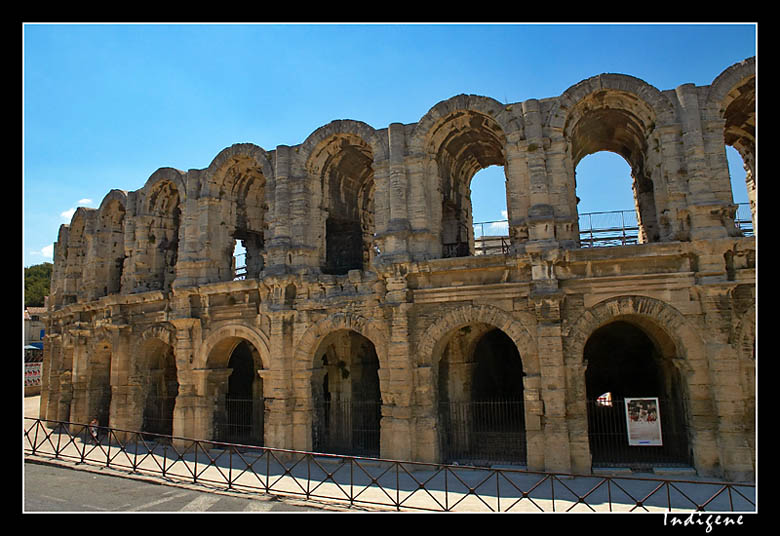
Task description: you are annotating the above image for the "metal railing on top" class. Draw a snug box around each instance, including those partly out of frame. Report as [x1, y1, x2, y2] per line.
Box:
[24, 416, 755, 513]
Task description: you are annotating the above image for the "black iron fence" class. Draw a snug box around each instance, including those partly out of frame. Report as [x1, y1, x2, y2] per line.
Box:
[587, 398, 692, 468]
[214, 397, 265, 446]
[439, 400, 526, 466]
[24, 416, 754, 512]
[313, 400, 380, 458]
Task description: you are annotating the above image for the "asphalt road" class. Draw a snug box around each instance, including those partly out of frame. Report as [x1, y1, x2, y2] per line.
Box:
[23, 461, 342, 513]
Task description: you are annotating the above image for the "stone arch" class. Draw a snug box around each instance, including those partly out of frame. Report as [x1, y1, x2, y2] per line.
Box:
[295, 312, 387, 456]
[294, 311, 389, 375]
[140, 167, 187, 208]
[135, 168, 184, 292]
[200, 144, 272, 281]
[199, 321, 271, 445]
[94, 190, 128, 297]
[418, 303, 535, 466]
[549, 74, 676, 245]
[202, 143, 274, 197]
[548, 73, 676, 132]
[408, 94, 524, 156]
[134, 323, 178, 437]
[64, 207, 96, 304]
[408, 95, 523, 258]
[563, 295, 706, 470]
[563, 295, 704, 365]
[198, 322, 271, 371]
[418, 304, 538, 375]
[300, 120, 383, 274]
[706, 57, 756, 231]
[299, 119, 387, 165]
[85, 330, 113, 427]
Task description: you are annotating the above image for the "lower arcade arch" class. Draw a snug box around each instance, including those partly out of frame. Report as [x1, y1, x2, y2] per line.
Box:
[437, 325, 527, 466]
[583, 320, 691, 468]
[207, 338, 265, 446]
[310, 329, 381, 457]
[140, 339, 178, 438]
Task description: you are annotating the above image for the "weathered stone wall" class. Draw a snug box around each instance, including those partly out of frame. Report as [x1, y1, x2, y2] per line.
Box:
[40, 58, 756, 481]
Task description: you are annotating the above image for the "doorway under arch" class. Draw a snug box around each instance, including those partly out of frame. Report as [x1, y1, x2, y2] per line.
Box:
[211, 339, 265, 446]
[311, 329, 381, 457]
[141, 340, 178, 439]
[584, 320, 691, 469]
[438, 325, 526, 466]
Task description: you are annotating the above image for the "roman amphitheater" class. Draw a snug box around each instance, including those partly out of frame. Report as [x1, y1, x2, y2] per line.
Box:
[39, 57, 756, 481]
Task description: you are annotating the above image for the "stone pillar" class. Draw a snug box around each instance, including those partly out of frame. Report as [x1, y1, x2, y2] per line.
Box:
[377, 123, 411, 263]
[169, 318, 202, 444]
[532, 288, 572, 474]
[695, 285, 755, 481]
[266, 146, 292, 273]
[521, 99, 557, 245]
[68, 334, 90, 429]
[676, 84, 733, 241]
[380, 299, 414, 461]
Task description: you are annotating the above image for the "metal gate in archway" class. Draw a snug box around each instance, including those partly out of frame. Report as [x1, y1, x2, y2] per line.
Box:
[313, 399, 381, 458]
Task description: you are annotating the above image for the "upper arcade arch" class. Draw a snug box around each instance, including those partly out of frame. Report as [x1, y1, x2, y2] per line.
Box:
[706, 57, 756, 232]
[301, 121, 383, 274]
[408, 95, 523, 258]
[550, 74, 676, 245]
[93, 190, 128, 298]
[200, 144, 272, 281]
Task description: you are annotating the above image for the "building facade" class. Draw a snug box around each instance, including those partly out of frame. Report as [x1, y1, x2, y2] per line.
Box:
[40, 58, 756, 481]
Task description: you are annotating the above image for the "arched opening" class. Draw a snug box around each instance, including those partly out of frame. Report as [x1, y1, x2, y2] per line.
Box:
[63, 215, 87, 304]
[96, 200, 125, 296]
[431, 111, 507, 258]
[566, 92, 660, 247]
[141, 340, 178, 440]
[216, 340, 264, 445]
[721, 73, 756, 235]
[146, 181, 181, 292]
[575, 151, 639, 247]
[206, 336, 265, 446]
[584, 320, 691, 469]
[313, 134, 376, 275]
[470, 165, 510, 255]
[311, 330, 381, 457]
[438, 325, 526, 466]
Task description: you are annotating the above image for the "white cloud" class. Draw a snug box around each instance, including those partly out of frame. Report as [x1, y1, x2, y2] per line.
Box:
[28, 244, 54, 262]
[60, 199, 96, 222]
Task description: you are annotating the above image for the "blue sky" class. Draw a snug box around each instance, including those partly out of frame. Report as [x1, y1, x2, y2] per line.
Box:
[23, 23, 756, 267]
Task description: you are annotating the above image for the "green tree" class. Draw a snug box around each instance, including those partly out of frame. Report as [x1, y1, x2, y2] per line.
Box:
[24, 262, 52, 307]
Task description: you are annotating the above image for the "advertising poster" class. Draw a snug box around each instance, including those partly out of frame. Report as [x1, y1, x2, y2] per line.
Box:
[624, 397, 663, 446]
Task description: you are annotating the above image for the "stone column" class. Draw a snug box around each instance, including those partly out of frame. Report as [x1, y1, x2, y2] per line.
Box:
[68, 333, 91, 430]
[521, 99, 556, 245]
[380, 298, 414, 461]
[169, 318, 203, 444]
[266, 146, 292, 273]
[376, 123, 412, 263]
[675, 84, 734, 241]
[532, 289, 572, 474]
[694, 285, 755, 481]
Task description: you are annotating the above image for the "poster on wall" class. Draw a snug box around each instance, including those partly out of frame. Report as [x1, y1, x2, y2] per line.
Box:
[624, 397, 663, 446]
